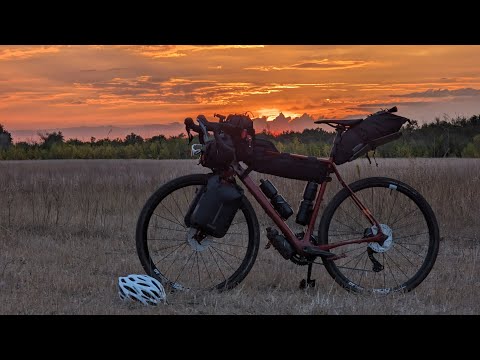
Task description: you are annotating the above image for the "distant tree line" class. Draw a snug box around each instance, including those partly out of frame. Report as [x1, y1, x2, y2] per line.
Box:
[1, 114, 480, 160]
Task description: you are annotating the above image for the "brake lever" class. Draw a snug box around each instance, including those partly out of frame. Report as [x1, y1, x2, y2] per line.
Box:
[197, 118, 210, 143]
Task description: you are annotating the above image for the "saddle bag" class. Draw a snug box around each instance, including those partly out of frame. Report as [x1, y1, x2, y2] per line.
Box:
[333, 112, 410, 165]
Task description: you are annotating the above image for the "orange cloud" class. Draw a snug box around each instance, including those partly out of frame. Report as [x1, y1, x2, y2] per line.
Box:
[122, 45, 264, 59]
[245, 59, 371, 71]
[0, 46, 60, 60]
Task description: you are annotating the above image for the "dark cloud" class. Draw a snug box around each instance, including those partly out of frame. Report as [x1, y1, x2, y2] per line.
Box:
[392, 88, 480, 98]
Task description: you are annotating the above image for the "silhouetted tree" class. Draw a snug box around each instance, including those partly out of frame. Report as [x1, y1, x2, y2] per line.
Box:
[66, 138, 84, 146]
[124, 133, 144, 145]
[0, 124, 13, 149]
[148, 134, 166, 143]
[39, 131, 64, 149]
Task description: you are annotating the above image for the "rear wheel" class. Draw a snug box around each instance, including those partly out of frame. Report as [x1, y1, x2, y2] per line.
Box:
[136, 173, 260, 292]
[319, 177, 440, 294]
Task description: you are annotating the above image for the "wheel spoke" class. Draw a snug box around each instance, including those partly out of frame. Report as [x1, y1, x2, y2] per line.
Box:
[382, 253, 386, 289]
[337, 205, 366, 231]
[336, 266, 374, 273]
[151, 225, 188, 233]
[199, 252, 215, 288]
[341, 249, 367, 268]
[385, 252, 410, 280]
[150, 243, 186, 252]
[395, 242, 425, 258]
[331, 217, 361, 234]
[357, 254, 370, 287]
[208, 247, 227, 283]
[340, 246, 367, 256]
[160, 201, 185, 229]
[162, 243, 188, 279]
[394, 231, 429, 241]
[392, 219, 425, 232]
[170, 191, 184, 219]
[155, 242, 185, 264]
[195, 252, 201, 288]
[386, 254, 401, 289]
[386, 189, 399, 224]
[211, 241, 247, 248]
[210, 246, 237, 271]
[392, 246, 417, 267]
[390, 207, 420, 228]
[173, 251, 196, 284]
[152, 212, 184, 229]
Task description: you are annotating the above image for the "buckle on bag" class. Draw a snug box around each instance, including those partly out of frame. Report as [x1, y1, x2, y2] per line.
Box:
[191, 144, 203, 157]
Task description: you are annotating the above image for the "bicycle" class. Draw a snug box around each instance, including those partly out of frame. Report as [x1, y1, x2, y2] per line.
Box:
[135, 107, 440, 294]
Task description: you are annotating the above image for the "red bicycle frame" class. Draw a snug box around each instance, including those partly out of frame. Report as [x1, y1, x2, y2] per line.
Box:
[231, 156, 386, 259]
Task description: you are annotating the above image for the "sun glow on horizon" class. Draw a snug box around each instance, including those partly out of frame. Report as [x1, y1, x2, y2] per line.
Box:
[255, 108, 302, 121]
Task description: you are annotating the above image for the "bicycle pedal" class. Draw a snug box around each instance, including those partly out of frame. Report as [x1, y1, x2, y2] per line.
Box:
[265, 240, 272, 249]
[303, 246, 336, 258]
[299, 279, 316, 289]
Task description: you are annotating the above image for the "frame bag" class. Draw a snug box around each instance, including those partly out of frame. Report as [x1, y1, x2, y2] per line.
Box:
[244, 139, 328, 183]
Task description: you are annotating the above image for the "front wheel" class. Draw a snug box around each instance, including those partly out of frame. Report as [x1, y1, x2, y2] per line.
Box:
[319, 177, 440, 294]
[136, 173, 260, 292]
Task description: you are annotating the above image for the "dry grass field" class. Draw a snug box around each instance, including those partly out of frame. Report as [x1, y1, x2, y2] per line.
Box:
[1, 158, 479, 314]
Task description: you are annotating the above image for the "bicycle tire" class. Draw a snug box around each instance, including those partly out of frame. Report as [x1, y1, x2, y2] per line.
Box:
[319, 177, 440, 294]
[136, 173, 260, 292]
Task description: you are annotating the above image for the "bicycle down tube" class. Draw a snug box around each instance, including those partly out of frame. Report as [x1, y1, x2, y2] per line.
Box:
[233, 160, 386, 258]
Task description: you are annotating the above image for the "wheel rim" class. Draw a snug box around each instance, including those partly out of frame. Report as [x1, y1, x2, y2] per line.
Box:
[325, 183, 435, 294]
[142, 181, 253, 292]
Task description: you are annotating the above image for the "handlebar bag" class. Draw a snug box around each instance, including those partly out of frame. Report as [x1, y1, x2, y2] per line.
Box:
[200, 133, 235, 169]
[185, 175, 244, 238]
[333, 112, 411, 165]
[224, 114, 255, 137]
[223, 114, 256, 161]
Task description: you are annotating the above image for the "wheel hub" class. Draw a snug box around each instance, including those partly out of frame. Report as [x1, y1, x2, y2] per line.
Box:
[187, 228, 212, 252]
[367, 224, 393, 252]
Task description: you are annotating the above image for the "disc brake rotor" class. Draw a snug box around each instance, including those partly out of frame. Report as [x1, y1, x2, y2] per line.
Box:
[367, 224, 393, 253]
[187, 227, 212, 252]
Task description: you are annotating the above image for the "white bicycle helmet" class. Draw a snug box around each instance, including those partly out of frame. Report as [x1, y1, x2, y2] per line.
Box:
[118, 274, 166, 306]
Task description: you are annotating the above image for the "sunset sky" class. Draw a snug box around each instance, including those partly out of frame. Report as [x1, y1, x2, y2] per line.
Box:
[2, 45, 480, 140]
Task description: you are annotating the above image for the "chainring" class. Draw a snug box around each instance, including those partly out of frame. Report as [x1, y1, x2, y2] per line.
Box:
[290, 254, 311, 266]
[289, 232, 317, 266]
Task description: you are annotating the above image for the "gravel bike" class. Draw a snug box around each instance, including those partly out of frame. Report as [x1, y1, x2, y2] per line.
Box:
[136, 107, 439, 294]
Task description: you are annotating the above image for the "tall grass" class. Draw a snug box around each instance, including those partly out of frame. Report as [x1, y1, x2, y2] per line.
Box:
[0, 158, 479, 314]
